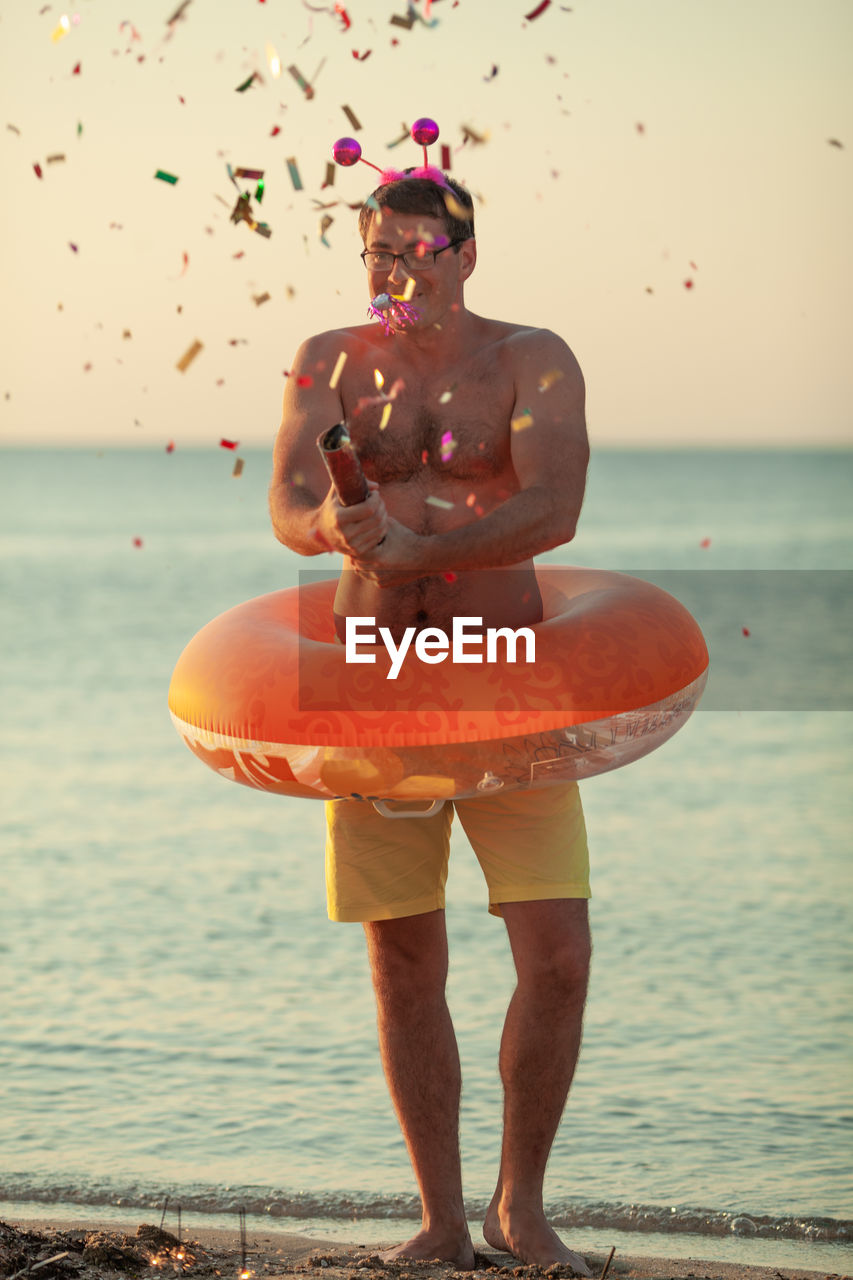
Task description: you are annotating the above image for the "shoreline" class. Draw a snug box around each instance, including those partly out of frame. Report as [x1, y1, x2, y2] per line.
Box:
[2, 1217, 843, 1280]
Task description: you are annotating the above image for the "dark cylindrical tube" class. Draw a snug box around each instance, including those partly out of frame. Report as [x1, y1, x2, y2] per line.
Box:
[317, 422, 369, 506]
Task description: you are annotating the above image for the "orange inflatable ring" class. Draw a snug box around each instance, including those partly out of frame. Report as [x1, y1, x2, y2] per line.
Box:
[168, 567, 709, 806]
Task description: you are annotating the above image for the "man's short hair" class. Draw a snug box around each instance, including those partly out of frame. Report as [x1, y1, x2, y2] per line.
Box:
[358, 170, 475, 247]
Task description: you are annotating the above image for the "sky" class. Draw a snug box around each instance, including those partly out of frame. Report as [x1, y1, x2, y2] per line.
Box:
[1, 0, 851, 448]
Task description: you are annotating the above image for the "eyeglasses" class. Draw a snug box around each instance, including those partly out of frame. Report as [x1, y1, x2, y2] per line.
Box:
[360, 239, 465, 272]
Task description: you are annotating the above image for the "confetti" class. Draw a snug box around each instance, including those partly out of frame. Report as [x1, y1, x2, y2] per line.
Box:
[684, 279, 694, 290]
[538, 368, 564, 392]
[166, 441, 175, 453]
[297, 375, 314, 387]
[322, 160, 336, 187]
[460, 124, 488, 146]
[352, 49, 372, 60]
[286, 156, 303, 190]
[235, 166, 264, 179]
[287, 64, 314, 98]
[828, 138, 844, 149]
[440, 144, 451, 169]
[232, 457, 245, 477]
[342, 104, 362, 130]
[465, 493, 476, 506]
[319, 213, 334, 246]
[442, 572, 457, 582]
[742, 626, 751, 637]
[235, 73, 257, 92]
[271, 125, 281, 137]
[700, 537, 711, 548]
[421, 450, 429, 464]
[266, 42, 281, 76]
[165, 0, 193, 25]
[335, 2, 352, 30]
[524, 0, 552, 17]
[329, 351, 348, 388]
[440, 431, 457, 460]
[379, 402, 393, 430]
[71, 62, 81, 74]
[33, 162, 43, 179]
[511, 410, 534, 432]
[175, 339, 203, 372]
[438, 385, 456, 404]
[390, 11, 416, 29]
[46, 153, 66, 164]
[483, 64, 498, 81]
[253, 291, 271, 305]
[154, 169, 179, 184]
[220, 438, 239, 450]
[443, 191, 471, 220]
[51, 15, 71, 41]
[425, 495, 454, 509]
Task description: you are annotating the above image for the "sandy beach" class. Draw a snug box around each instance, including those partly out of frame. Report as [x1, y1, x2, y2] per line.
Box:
[1, 1218, 842, 1280]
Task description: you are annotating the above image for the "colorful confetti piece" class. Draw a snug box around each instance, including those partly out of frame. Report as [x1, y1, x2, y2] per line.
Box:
[286, 156, 303, 190]
[154, 169, 179, 184]
[329, 351, 348, 389]
[176, 339, 203, 372]
[524, 0, 552, 18]
[511, 410, 534, 432]
[220, 437, 239, 450]
[425, 495, 454, 509]
[235, 73, 257, 92]
[287, 64, 314, 98]
[342, 104, 362, 130]
[538, 368, 564, 392]
[232, 457, 245, 477]
[379, 402, 393, 430]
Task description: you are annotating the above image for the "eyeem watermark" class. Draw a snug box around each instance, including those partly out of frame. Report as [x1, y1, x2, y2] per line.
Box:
[346, 615, 536, 680]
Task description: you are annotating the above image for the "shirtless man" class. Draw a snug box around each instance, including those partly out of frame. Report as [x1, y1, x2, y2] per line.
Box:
[269, 172, 592, 1274]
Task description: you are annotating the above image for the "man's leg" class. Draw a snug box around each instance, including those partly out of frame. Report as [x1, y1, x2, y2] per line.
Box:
[483, 898, 592, 1274]
[364, 909, 475, 1269]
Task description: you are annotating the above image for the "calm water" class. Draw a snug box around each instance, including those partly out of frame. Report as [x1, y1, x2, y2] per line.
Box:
[1, 447, 851, 1267]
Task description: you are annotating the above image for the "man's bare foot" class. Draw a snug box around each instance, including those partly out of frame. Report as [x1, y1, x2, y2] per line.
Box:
[483, 1202, 592, 1276]
[379, 1227, 476, 1270]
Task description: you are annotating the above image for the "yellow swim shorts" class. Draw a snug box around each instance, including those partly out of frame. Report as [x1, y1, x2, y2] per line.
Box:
[324, 782, 590, 922]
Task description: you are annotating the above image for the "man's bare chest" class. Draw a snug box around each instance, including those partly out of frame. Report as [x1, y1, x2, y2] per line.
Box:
[341, 361, 516, 485]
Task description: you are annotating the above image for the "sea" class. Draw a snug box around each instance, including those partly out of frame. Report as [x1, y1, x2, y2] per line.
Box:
[1, 446, 851, 1271]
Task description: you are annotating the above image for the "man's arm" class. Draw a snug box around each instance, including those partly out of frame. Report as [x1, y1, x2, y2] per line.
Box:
[269, 331, 388, 557]
[353, 329, 588, 579]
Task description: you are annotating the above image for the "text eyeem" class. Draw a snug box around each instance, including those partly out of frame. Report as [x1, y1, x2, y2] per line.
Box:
[345, 616, 536, 680]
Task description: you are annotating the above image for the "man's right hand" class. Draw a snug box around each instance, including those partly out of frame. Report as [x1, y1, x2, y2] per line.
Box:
[319, 479, 388, 557]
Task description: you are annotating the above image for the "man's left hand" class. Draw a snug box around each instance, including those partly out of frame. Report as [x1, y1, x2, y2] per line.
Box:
[350, 517, 435, 587]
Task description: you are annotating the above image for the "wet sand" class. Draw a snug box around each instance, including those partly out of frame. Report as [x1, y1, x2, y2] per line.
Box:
[1, 1217, 842, 1280]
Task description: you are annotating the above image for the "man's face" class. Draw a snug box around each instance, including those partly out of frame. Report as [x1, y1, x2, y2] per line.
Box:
[362, 210, 473, 332]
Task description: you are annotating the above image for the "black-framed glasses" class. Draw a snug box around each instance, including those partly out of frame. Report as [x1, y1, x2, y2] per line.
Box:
[360, 239, 465, 272]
